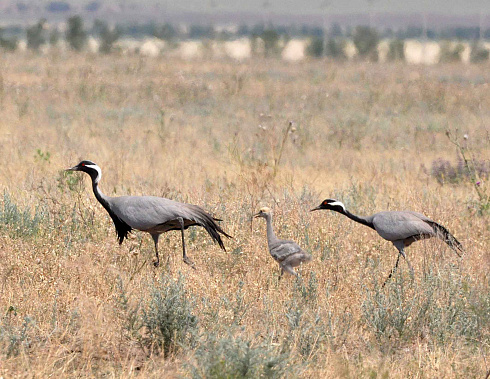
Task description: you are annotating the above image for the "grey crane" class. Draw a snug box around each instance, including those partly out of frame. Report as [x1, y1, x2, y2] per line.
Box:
[254, 207, 312, 277]
[66, 160, 231, 268]
[311, 199, 464, 286]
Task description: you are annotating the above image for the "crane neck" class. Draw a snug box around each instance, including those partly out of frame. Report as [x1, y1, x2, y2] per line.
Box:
[86, 171, 132, 245]
[91, 179, 112, 213]
[264, 214, 278, 246]
[340, 208, 375, 230]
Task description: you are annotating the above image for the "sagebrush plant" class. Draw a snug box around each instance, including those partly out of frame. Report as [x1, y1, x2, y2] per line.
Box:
[0, 191, 45, 238]
[0, 53, 488, 377]
[362, 263, 488, 350]
[117, 273, 198, 358]
[0, 313, 33, 358]
[443, 130, 490, 214]
[187, 329, 293, 379]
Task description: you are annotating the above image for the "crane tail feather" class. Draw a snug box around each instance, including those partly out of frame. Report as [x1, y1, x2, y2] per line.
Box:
[195, 209, 232, 251]
[427, 221, 464, 257]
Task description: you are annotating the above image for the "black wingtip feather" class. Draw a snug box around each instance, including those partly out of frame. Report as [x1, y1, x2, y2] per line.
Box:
[196, 209, 232, 252]
[428, 221, 464, 257]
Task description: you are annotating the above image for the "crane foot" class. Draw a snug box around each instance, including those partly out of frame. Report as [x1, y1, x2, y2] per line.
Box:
[183, 257, 196, 270]
[152, 257, 160, 268]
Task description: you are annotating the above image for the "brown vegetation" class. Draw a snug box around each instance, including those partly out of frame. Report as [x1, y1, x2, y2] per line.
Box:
[0, 53, 488, 377]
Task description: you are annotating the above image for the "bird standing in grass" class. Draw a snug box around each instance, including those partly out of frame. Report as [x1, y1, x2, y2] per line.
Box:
[311, 199, 464, 286]
[66, 160, 231, 268]
[254, 207, 312, 277]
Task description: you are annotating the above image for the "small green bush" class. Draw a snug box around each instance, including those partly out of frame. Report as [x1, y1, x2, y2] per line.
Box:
[362, 267, 489, 349]
[27, 19, 47, 51]
[440, 42, 464, 62]
[0, 315, 33, 358]
[188, 331, 292, 379]
[117, 274, 198, 358]
[0, 191, 45, 238]
[325, 38, 346, 59]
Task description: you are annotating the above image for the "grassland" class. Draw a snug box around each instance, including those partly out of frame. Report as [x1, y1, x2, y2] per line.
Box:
[0, 52, 488, 377]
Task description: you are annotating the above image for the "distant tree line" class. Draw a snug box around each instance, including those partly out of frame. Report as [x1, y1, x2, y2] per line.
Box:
[0, 15, 488, 63]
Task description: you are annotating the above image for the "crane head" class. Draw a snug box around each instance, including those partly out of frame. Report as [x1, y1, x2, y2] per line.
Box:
[311, 199, 346, 213]
[66, 160, 102, 183]
[253, 206, 271, 219]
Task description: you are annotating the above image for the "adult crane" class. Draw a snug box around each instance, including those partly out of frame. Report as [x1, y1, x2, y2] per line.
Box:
[66, 160, 231, 268]
[311, 199, 463, 286]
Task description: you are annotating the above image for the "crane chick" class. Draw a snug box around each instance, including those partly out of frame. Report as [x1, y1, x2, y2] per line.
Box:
[254, 207, 312, 278]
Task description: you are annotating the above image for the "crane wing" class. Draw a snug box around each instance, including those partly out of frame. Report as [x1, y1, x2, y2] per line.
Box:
[108, 195, 231, 249]
[372, 211, 435, 241]
[269, 240, 303, 262]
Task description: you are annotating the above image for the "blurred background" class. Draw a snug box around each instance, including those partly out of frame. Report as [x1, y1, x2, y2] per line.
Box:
[0, 0, 489, 63]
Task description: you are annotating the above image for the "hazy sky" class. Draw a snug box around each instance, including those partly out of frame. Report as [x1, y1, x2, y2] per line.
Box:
[167, 0, 489, 15]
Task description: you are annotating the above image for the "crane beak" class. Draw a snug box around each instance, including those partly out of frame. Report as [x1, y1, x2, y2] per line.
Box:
[310, 206, 321, 212]
[253, 213, 261, 219]
[65, 165, 78, 172]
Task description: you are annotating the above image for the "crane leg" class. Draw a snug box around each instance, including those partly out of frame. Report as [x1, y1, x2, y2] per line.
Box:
[383, 243, 414, 287]
[281, 264, 299, 277]
[401, 250, 415, 279]
[151, 234, 160, 268]
[382, 253, 401, 288]
[178, 217, 196, 269]
[278, 267, 284, 280]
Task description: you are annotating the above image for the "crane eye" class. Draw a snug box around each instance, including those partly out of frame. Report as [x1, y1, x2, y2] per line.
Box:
[322, 200, 328, 206]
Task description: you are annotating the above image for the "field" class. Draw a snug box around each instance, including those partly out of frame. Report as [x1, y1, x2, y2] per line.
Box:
[0, 52, 488, 377]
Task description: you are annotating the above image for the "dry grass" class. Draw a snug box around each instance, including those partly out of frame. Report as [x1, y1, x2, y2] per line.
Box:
[0, 52, 489, 377]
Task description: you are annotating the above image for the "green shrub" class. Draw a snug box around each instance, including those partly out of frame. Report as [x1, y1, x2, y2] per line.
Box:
[325, 38, 346, 59]
[117, 274, 198, 358]
[261, 29, 280, 57]
[0, 314, 33, 358]
[0, 28, 18, 51]
[362, 266, 489, 349]
[0, 191, 45, 238]
[470, 42, 489, 63]
[187, 331, 292, 379]
[440, 42, 464, 62]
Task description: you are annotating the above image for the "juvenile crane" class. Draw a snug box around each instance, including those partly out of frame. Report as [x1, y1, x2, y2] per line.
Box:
[311, 199, 464, 286]
[66, 160, 231, 268]
[254, 207, 312, 277]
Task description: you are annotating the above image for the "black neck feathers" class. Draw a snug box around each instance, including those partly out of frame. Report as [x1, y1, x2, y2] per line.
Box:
[91, 178, 132, 244]
[336, 208, 375, 230]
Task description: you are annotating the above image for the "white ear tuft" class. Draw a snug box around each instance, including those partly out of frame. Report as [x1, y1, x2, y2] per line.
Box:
[329, 201, 346, 212]
[86, 164, 102, 184]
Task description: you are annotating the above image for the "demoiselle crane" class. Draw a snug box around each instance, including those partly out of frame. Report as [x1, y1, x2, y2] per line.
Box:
[66, 160, 231, 268]
[311, 199, 463, 286]
[254, 207, 312, 277]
